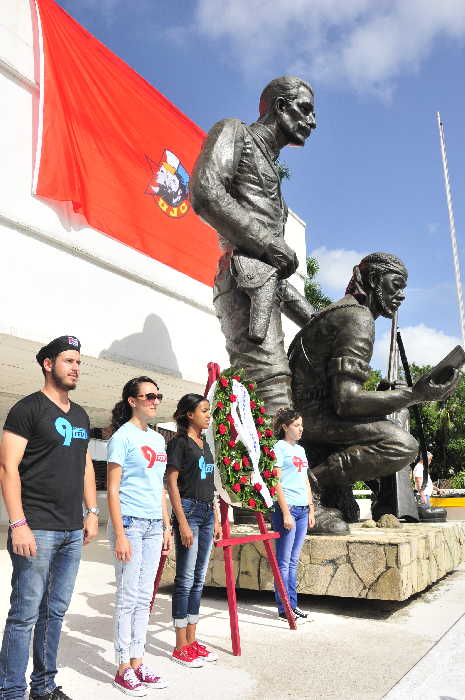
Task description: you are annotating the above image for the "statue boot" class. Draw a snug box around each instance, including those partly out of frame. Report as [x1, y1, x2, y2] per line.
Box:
[309, 456, 351, 535]
[417, 502, 447, 522]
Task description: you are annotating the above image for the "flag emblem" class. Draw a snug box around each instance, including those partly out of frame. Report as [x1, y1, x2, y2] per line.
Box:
[145, 150, 190, 218]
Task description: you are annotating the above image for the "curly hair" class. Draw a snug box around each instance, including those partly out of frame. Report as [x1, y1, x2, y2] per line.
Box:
[111, 376, 159, 432]
[274, 407, 302, 440]
[173, 393, 208, 434]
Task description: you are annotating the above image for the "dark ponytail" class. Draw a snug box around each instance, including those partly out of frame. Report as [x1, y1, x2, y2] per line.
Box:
[274, 407, 302, 440]
[111, 376, 159, 433]
[173, 393, 207, 434]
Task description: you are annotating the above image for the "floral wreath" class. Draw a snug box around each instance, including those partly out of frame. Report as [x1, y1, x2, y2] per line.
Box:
[212, 367, 279, 512]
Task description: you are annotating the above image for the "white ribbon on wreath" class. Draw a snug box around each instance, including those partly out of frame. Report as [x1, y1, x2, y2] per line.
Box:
[205, 378, 273, 508]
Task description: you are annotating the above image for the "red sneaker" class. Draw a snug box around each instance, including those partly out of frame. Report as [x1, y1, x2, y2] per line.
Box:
[133, 663, 168, 688]
[171, 645, 204, 668]
[189, 641, 218, 662]
[113, 667, 147, 696]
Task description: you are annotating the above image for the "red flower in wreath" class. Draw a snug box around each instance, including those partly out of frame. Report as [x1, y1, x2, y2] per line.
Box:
[229, 394, 237, 402]
[250, 400, 256, 410]
[248, 498, 257, 508]
[272, 468, 278, 477]
[265, 429, 273, 437]
[220, 376, 229, 387]
[257, 430, 263, 439]
[233, 375, 241, 381]
[228, 439, 236, 448]
[270, 486, 277, 497]
[233, 462, 241, 472]
[226, 414, 235, 425]
[259, 405, 266, 414]
[223, 456, 231, 466]
[253, 483, 262, 492]
[218, 423, 227, 435]
[242, 456, 250, 467]
[269, 450, 276, 460]
[262, 445, 270, 455]
[248, 383, 255, 390]
[263, 470, 271, 479]
[256, 417, 265, 425]
[232, 483, 241, 493]
[217, 401, 224, 409]
[239, 476, 248, 484]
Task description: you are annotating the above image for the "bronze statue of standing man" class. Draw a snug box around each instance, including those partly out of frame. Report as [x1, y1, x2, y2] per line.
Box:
[191, 76, 316, 414]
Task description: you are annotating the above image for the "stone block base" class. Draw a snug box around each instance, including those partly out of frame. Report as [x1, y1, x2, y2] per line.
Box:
[161, 522, 465, 601]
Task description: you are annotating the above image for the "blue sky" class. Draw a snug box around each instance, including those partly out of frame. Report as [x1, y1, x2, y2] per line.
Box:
[56, 0, 465, 372]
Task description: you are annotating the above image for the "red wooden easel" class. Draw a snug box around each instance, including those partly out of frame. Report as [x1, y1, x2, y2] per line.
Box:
[150, 501, 297, 655]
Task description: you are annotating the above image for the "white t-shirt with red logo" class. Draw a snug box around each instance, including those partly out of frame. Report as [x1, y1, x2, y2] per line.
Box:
[107, 421, 167, 519]
[274, 439, 309, 506]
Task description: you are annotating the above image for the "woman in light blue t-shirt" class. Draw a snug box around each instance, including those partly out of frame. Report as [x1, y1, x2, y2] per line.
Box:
[107, 376, 172, 696]
[272, 408, 315, 621]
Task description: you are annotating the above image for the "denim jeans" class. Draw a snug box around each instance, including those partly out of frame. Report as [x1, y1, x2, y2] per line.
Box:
[0, 529, 83, 700]
[271, 505, 309, 614]
[108, 516, 163, 664]
[172, 498, 214, 628]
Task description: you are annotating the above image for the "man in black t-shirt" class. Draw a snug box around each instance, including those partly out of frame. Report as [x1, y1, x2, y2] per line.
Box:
[0, 336, 98, 700]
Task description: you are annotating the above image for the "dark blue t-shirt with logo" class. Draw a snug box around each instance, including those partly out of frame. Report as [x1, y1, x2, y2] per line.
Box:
[4, 391, 90, 530]
[166, 434, 215, 503]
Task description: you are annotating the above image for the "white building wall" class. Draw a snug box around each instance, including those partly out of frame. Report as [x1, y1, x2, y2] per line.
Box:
[0, 0, 307, 385]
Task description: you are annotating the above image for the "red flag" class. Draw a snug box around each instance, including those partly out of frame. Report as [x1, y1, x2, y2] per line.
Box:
[32, 0, 220, 287]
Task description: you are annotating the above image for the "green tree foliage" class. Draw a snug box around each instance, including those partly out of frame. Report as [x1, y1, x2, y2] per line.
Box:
[304, 257, 332, 310]
[406, 363, 465, 480]
[363, 368, 382, 391]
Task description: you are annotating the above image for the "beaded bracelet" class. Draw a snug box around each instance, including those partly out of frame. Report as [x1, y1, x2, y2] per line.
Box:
[10, 518, 27, 529]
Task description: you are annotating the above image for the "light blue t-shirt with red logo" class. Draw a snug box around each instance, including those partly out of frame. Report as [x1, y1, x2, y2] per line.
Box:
[274, 440, 309, 506]
[107, 421, 167, 519]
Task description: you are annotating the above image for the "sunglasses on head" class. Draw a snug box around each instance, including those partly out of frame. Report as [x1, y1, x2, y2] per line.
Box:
[137, 392, 163, 402]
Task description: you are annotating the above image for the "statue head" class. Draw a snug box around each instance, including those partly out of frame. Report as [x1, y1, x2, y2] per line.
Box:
[258, 76, 316, 147]
[345, 252, 408, 319]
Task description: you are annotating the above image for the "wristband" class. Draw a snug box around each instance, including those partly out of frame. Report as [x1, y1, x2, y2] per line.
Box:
[10, 518, 27, 529]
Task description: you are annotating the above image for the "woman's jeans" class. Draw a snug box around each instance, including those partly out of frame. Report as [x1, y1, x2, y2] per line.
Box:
[108, 517, 163, 664]
[0, 529, 83, 700]
[172, 498, 214, 628]
[271, 505, 309, 614]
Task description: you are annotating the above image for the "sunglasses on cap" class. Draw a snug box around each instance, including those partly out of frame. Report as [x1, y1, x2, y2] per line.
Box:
[137, 392, 163, 402]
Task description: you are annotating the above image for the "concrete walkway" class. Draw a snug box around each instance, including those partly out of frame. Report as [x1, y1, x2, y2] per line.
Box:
[1, 526, 465, 700]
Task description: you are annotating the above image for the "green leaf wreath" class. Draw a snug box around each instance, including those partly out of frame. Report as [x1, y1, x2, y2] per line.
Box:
[212, 367, 279, 512]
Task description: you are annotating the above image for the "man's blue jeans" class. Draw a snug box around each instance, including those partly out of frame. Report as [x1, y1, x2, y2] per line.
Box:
[271, 505, 308, 614]
[0, 529, 82, 700]
[172, 498, 214, 627]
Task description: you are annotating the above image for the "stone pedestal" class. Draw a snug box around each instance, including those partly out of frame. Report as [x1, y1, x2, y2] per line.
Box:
[161, 522, 465, 601]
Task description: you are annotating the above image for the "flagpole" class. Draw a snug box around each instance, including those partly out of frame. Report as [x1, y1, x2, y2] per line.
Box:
[436, 112, 465, 348]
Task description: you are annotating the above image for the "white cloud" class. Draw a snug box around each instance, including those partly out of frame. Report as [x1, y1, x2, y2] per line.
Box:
[372, 323, 460, 374]
[311, 245, 367, 296]
[194, 0, 465, 95]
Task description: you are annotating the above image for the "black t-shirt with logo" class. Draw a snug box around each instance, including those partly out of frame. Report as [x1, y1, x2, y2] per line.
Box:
[166, 434, 215, 503]
[4, 391, 90, 530]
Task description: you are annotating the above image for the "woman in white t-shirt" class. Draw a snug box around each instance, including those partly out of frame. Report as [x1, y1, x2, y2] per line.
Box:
[107, 376, 172, 697]
[272, 408, 315, 621]
[413, 451, 439, 506]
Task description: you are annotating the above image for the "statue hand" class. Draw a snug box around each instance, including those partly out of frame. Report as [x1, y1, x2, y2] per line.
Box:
[412, 369, 459, 403]
[264, 239, 298, 279]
